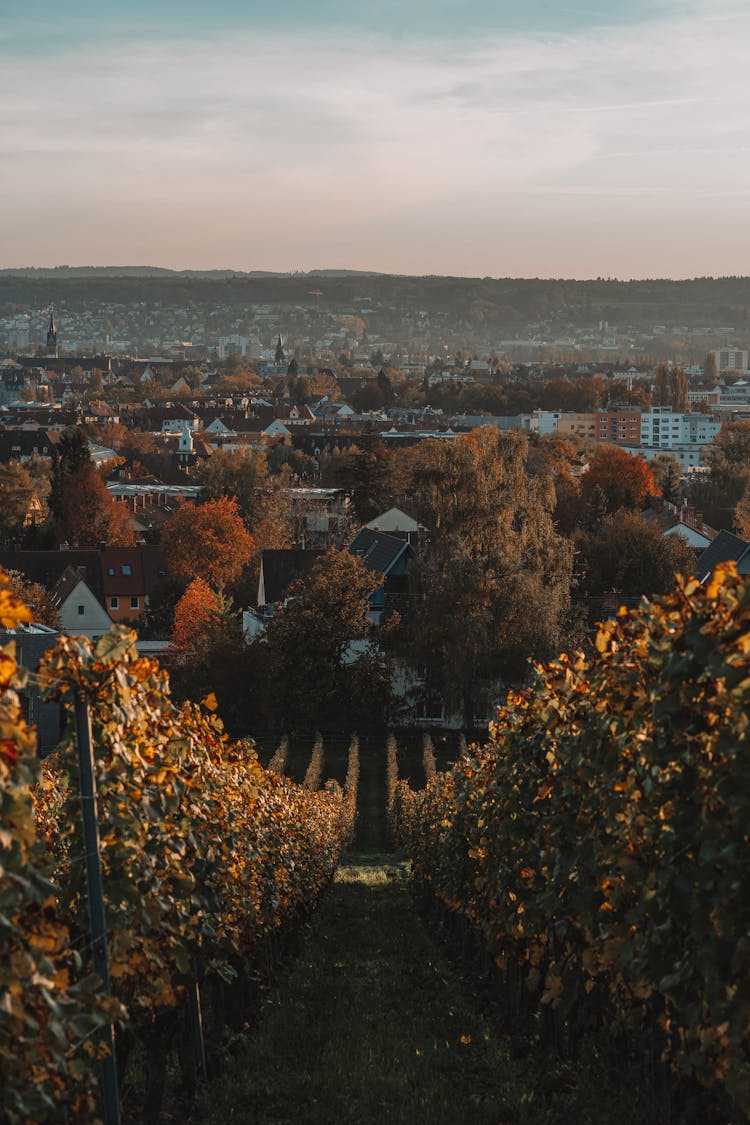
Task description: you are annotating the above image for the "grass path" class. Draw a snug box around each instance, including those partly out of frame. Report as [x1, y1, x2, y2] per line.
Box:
[192, 852, 525, 1125]
[191, 748, 643, 1125]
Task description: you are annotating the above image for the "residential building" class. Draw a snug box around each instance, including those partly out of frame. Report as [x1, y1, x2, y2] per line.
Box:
[556, 413, 598, 440]
[364, 507, 424, 545]
[640, 408, 720, 449]
[349, 527, 414, 625]
[0, 623, 62, 754]
[710, 349, 748, 375]
[595, 410, 642, 445]
[696, 530, 750, 583]
[100, 545, 169, 623]
[285, 487, 351, 548]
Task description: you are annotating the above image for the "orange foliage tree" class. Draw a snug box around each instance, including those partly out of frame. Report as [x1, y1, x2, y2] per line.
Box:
[163, 496, 254, 589]
[580, 444, 658, 512]
[170, 576, 223, 653]
[56, 464, 135, 546]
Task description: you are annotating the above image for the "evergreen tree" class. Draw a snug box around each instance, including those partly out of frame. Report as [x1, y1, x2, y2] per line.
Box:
[48, 427, 91, 520]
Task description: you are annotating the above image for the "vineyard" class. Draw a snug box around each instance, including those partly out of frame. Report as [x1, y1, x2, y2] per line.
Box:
[2, 561, 750, 1122]
[392, 563, 750, 1121]
[0, 564, 359, 1123]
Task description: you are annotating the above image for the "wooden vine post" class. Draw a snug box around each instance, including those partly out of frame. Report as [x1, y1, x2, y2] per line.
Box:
[74, 692, 121, 1125]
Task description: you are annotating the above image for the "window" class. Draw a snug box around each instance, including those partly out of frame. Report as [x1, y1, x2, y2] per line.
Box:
[121, 564, 132, 576]
[108, 567, 115, 576]
[130, 596, 139, 610]
[110, 596, 119, 610]
[77, 604, 85, 616]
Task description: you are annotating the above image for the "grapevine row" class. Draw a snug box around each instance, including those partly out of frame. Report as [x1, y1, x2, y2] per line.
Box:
[1, 571, 354, 1122]
[393, 564, 750, 1117]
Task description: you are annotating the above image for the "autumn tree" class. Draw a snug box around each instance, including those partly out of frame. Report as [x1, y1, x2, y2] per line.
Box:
[4, 570, 61, 628]
[257, 548, 388, 732]
[649, 452, 683, 504]
[735, 482, 750, 539]
[0, 462, 35, 545]
[266, 445, 316, 479]
[48, 427, 91, 521]
[48, 426, 134, 546]
[197, 449, 290, 547]
[55, 463, 135, 547]
[653, 363, 688, 412]
[169, 574, 241, 710]
[703, 352, 718, 381]
[171, 577, 224, 654]
[163, 496, 254, 590]
[402, 429, 575, 728]
[525, 434, 585, 535]
[308, 368, 340, 399]
[119, 429, 158, 460]
[581, 444, 659, 513]
[709, 419, 750, 469]
[216, 356, 262, 394]
[690, 420, 750, 530]
[577, 509, 696, 597]
[351, 381, 386, 414]
[87, 421, 129, 449]
[322, 425, 394, 524]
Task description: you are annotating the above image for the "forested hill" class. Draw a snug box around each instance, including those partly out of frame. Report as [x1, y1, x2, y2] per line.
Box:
[2, 270, 750, 329]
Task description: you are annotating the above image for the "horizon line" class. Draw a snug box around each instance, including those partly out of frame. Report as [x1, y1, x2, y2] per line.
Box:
[2, 265, 750, 284]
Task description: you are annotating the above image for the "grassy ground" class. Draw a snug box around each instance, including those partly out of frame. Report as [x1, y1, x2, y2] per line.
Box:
[189, 740, 649, 1125]
[190, 852, 647, 1125]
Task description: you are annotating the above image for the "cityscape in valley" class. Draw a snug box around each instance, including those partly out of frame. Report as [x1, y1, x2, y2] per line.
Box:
[1, 268, 749, 720]
[3, 0, 750, 1121]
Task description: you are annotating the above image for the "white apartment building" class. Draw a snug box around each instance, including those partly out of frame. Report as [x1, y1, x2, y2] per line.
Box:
[623, 444, 707, 471]
[681, 414, 722, 444]
[711, 349, 749, 375]
[529, 409, 561, 435]
[216, 334, 248, 358]
[640, 407, 720, 449]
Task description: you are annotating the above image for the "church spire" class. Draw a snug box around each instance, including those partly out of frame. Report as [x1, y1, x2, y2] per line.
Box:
[275, 333, 285, 364]
[46, 308, 58, 357]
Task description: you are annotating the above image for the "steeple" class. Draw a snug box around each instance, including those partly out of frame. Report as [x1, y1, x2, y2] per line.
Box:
[46, 308, 58, 357]
[178, 422, 194, 454]
[275, 334, 285, 365]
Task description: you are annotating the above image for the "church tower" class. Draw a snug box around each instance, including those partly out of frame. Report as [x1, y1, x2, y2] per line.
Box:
[275, 334, 285, 364]
[46, 309, 58, 357]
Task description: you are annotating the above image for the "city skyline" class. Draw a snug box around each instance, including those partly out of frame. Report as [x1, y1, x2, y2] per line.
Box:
[2, 0, 749, 279]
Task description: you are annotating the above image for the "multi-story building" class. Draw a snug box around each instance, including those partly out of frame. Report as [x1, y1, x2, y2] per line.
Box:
[595, 410, 642, 445]
[555, 412, 598, 440]
[711, 349, 749, 375]
[640, 407, 721, 449]
[681, 414, 722, 444]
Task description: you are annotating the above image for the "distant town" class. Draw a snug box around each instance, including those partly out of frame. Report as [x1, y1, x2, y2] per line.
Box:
[2, 271, 750, 478]
[1, 269, 749, 739]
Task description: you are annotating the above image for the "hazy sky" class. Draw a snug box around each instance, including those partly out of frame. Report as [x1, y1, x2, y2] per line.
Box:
[2, 0, 749, 277]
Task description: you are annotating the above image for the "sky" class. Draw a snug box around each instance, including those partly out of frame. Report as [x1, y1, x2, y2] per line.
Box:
[2, 0, 749, 278]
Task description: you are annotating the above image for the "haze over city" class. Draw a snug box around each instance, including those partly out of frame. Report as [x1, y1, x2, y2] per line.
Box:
[2, 0, 749, 277]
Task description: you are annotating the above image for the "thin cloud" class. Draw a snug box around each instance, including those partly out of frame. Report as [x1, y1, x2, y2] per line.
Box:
[1, 1, 749, 274]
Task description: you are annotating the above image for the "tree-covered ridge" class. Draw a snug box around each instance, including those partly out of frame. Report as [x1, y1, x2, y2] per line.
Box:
[3, 273, 750, 327]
